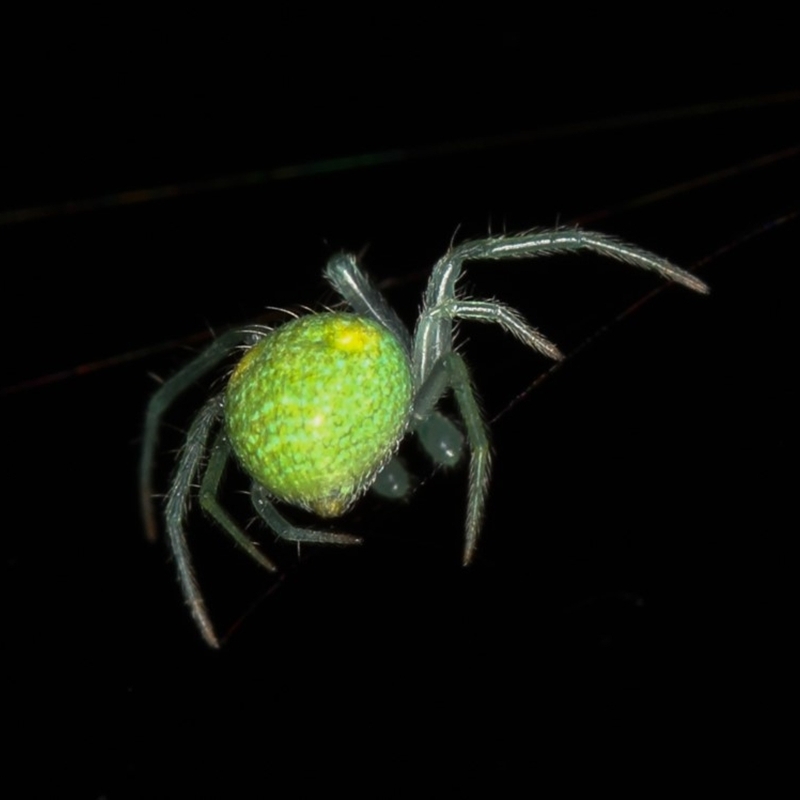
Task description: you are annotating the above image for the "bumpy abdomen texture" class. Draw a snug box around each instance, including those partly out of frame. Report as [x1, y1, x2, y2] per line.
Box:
[225, 313, 413, 516]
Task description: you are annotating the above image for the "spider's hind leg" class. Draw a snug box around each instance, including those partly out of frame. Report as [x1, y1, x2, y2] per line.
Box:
[164, 397, 226, 648]
[141, 328, 258, 542]
[199, 431, 278, 573]
[251, 484, 363, 546]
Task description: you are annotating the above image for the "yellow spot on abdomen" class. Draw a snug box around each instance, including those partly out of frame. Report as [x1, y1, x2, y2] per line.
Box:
[230, 344, 260, 382]
[330, 318, 380, 352]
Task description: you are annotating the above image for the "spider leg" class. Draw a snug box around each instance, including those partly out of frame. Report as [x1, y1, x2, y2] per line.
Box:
[412, 353, 491, 566]
[250, 484, 363, 546]
[415, 228, 708, 382]
[323, 252, 412, 355]
[164, 397, 225, 649]
[199, 431, 278, 573]
[141, 328, 259, 542]
[326, 252, 473, 501]
[429, 299, 563, 360]
[413, 296, 562, 389]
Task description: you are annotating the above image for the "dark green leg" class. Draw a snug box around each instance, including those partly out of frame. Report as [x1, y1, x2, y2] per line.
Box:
[199, 432, 278, 573]
[412, 353, 491, 566]
[251, 484, 362, 546]
[140, 328, 257, 542]
[163, 398, 225, 648]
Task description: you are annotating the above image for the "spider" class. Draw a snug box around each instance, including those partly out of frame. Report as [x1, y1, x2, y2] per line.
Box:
[141, 228, 708, 647]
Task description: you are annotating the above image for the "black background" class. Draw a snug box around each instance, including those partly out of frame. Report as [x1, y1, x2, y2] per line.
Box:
[2, 21, 796, 795]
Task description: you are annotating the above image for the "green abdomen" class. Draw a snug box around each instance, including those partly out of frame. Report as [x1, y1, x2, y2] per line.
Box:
[225, 313, 413, 516]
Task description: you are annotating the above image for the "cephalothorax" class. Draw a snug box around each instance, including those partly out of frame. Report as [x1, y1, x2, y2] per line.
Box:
[141, 228, 708, 647]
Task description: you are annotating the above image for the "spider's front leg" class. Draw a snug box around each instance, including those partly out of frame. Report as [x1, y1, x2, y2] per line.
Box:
[412, 352, 491, 565]
[415, 228, 708, 381]
[411, 272, 563, 563]
[323, 252, 412, 355]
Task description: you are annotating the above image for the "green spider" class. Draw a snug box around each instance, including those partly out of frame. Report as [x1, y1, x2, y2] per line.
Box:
[141, 228, 708, 647]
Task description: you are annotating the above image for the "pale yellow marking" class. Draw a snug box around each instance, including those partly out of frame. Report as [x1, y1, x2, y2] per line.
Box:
[311, 496, 350, 517]
[331, 319, 379, 353]
[230, 343, 261, 382]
